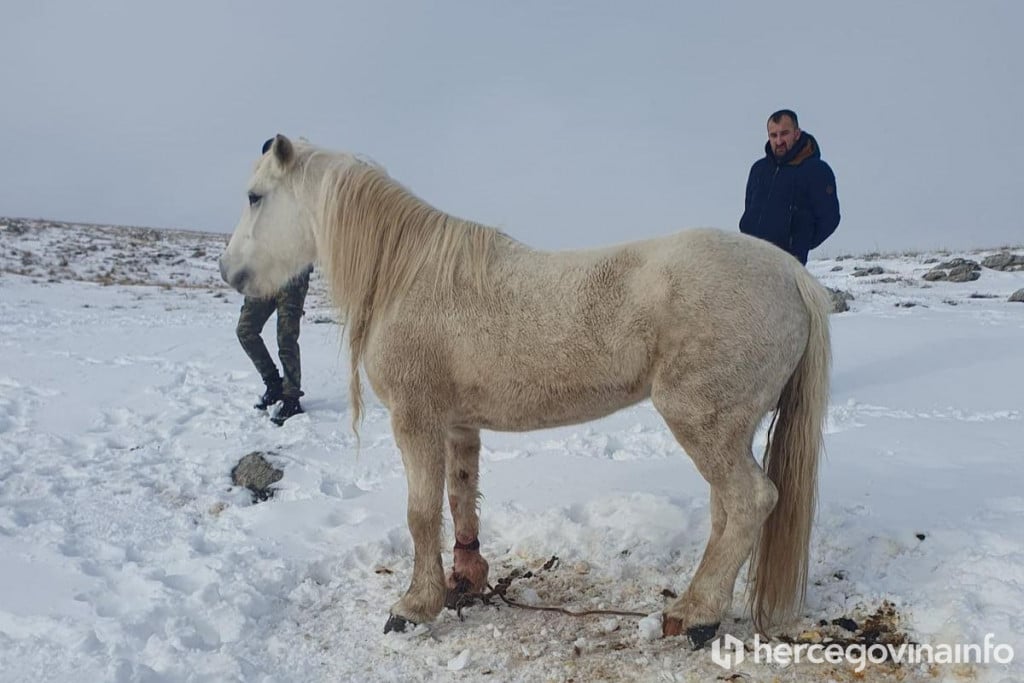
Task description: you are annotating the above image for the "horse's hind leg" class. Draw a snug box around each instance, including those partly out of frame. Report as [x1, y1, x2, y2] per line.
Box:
[667, 448, 775, 644]
[384, 414, 447, 633]
[706, 488, 728, 567]
[654, 394, 777, 645]
[444, 427, 489, 606]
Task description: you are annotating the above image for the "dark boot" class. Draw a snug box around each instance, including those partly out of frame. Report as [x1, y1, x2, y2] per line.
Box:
[254, 381, 284, 410]
[271, 397, 304, 426]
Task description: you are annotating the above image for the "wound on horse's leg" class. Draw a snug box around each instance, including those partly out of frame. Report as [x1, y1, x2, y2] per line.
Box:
[444, 429, 490, 604]
[446, 496, 490, 606]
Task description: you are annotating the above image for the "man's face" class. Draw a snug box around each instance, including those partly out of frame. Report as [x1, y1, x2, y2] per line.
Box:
[767, 116, 801, 158]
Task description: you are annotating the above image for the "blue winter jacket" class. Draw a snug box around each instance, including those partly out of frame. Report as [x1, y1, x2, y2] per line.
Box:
[739, 132, 840, 264]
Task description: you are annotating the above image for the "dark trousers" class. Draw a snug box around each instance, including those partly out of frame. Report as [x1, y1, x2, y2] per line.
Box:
[235, 273, 309, 399]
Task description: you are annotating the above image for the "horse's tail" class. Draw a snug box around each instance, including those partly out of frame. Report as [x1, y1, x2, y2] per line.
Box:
[749, 267, 831, 632]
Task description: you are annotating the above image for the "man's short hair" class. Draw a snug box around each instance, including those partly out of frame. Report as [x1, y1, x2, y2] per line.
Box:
[768, 109, 799, 128]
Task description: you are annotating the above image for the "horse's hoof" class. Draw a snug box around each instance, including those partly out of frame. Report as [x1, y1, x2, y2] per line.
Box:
[383, 614, 413, 634]
[444, 576, 473, 610]
[661, 616, 720, 648]
[686, 622, 721, 650]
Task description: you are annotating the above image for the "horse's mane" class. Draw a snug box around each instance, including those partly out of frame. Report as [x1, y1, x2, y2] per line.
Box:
[311, 153, 498, 429]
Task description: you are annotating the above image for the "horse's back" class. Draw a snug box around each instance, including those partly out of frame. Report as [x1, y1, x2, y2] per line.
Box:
[619, 229, 812, 340]
[652, 228, 803, 289]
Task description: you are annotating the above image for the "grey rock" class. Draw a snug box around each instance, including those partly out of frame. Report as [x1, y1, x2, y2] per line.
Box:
[922, 270, 948, 282]
[982, 252, 1024, 272]
[852, 266, 884, 277]
[1010, 288, 1024, 303]
[947, 266, 981, 282]
[232, 451, 284, 502]
[935, 258, 980, 272]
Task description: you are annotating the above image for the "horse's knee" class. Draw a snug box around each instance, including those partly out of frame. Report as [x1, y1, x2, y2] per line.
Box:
[406, 506, 443, 544]
[395, 437, 447, 549]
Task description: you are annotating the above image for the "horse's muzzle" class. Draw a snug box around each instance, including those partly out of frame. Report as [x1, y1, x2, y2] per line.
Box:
[219, 257, 250, 294]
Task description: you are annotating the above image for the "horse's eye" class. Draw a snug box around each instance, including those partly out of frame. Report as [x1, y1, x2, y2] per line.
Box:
[248, 192, 262, 207]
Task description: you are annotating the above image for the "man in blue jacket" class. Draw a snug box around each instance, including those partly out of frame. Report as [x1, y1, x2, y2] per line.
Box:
[740, 109, 840, 264]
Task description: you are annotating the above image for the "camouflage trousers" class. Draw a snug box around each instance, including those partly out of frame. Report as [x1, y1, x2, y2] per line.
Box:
[235, 271, 310, 399]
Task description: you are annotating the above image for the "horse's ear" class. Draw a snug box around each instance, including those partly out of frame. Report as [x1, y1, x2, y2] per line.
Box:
[272, 134, 294, 167]
[261, 138, 274, 155]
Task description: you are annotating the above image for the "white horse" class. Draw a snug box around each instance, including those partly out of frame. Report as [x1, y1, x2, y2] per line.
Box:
[220, 135, 831, 645]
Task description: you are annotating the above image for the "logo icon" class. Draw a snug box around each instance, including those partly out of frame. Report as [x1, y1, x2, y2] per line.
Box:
[711, 633, 745, 669]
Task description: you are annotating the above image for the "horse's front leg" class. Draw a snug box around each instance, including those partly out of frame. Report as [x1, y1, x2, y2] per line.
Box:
[384, 416, 447, 633]
[444, 427, 489, 607]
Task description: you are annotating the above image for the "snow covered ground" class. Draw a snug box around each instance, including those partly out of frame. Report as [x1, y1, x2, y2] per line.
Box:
[1, 217, 1022, 682]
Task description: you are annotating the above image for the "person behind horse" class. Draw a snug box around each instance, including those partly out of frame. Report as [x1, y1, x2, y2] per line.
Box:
[740, 109, 840, 264]
[235, 264, 311, 425]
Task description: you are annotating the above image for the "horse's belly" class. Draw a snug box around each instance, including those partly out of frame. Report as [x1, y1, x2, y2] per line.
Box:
[454, 379, 651, 432]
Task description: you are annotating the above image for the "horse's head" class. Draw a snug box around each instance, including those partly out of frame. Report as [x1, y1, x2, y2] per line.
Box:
[220, 134, 317, 298]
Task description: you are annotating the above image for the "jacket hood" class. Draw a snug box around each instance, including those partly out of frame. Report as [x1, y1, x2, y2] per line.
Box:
[763, 131, 822, 166]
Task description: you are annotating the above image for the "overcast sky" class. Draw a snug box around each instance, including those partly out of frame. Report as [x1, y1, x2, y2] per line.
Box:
[2, 1, 1021, 256]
